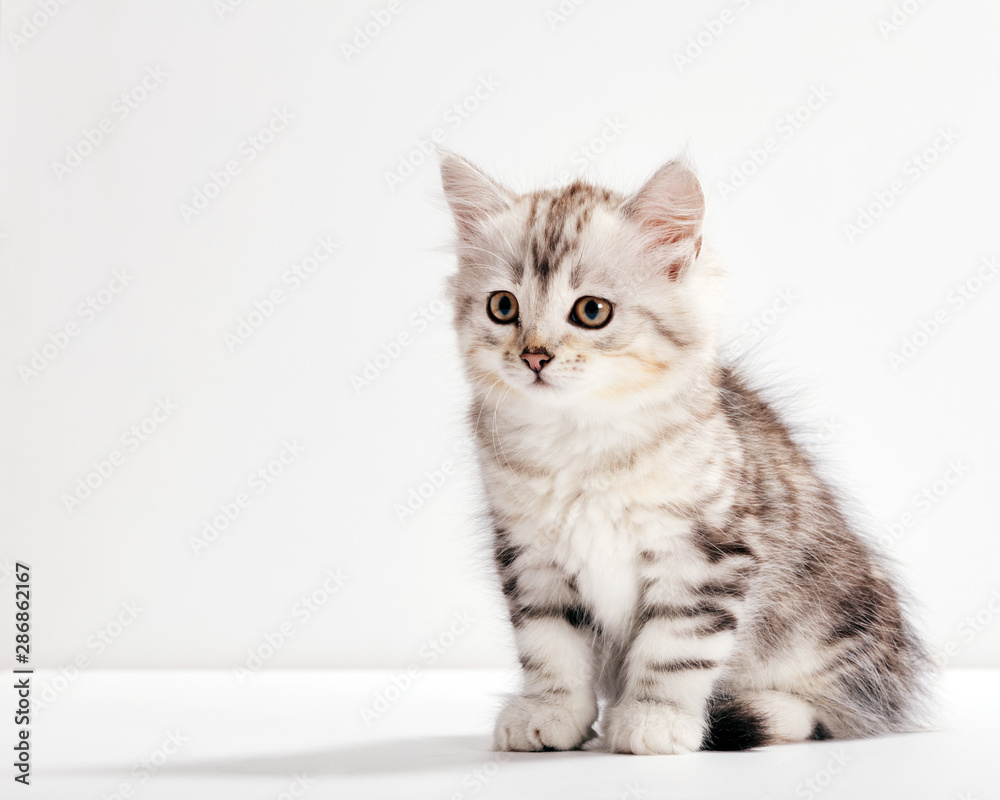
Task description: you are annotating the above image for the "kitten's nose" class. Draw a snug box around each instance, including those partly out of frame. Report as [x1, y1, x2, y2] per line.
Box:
[521, 348, 553, 374]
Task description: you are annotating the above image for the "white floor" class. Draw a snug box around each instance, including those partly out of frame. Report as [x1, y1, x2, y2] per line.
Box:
[16, 668, 998, 799]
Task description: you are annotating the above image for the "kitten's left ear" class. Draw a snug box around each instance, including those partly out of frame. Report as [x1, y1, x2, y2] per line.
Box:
[439, 151, 511, 239]
[621, 159, 705, 280]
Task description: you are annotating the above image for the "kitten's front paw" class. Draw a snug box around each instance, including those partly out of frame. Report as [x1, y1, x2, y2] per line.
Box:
[604, 700, 705, 755]
[494, 694, 597, 752]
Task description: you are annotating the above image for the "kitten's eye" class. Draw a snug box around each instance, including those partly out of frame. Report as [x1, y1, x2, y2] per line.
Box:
[487, 291, 519, 324]
[570, 296, 613, 329]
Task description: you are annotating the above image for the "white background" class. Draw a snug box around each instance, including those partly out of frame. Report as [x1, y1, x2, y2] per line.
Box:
[1, 0, 999, 678]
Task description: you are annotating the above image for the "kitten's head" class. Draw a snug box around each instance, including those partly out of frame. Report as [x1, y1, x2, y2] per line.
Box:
[441, 153, 720, 412]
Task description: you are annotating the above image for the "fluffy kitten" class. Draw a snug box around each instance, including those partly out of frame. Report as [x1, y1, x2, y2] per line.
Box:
[440, 152, 931, 754]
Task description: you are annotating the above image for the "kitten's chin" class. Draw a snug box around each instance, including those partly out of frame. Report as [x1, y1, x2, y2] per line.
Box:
[515, 376, 575, 402]
[525, 380, 558, 396]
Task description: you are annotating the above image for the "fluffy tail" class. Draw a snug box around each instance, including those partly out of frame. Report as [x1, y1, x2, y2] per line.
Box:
[702, 691, 830, 751]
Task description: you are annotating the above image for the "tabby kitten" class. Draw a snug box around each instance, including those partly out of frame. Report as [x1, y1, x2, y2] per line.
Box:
[440, 152, 931, 754]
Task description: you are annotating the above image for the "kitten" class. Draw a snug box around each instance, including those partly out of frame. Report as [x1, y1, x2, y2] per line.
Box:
[439, 152, 932, 754]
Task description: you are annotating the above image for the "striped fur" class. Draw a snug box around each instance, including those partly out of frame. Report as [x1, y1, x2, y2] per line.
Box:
[440, 153, 933, 754]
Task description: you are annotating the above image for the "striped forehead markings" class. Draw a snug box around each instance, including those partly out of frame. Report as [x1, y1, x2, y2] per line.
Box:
[528, 182, 613, 290]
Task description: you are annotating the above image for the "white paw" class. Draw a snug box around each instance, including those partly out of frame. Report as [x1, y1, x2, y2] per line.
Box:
[494, 694, 597, 752]
[604, 700, 705, 755]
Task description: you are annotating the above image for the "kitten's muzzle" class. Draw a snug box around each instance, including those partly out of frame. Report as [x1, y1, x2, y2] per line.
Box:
[521, 347, 553, 374]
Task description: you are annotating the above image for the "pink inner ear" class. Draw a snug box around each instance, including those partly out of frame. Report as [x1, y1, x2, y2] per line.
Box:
[632, 210, 702, 280]
[624, 161, 705, 279]
[665, 235, 702, 280]
[648, 224, 691, 248]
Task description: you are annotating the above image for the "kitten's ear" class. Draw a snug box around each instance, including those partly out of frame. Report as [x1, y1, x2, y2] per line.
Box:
[621, 159, 705, 280]
[439, 151, 511, 238]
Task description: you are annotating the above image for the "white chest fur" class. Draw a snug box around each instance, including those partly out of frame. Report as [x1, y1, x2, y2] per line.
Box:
[494, 463, 697, 634]
[481, 396, 726, 633]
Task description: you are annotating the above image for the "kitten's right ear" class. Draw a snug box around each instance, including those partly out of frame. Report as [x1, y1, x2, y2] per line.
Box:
[439, 151, 510, 238]
[621, 159, 705, 280]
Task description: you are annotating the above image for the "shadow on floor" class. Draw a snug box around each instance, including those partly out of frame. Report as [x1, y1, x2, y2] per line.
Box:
[51, 734, 591, 777]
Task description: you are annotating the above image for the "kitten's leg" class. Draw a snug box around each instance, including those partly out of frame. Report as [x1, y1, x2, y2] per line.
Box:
[494, 564, 598, 751]
[494, 615, 598, 751]
[604, 559, 747, 755]
[604, 612, 737, 753]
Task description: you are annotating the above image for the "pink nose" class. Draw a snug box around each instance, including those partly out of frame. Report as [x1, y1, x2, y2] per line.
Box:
[521, 349, 553, 374]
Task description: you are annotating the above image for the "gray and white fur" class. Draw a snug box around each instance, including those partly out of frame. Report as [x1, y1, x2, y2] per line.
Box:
[440, 152, 932, 753]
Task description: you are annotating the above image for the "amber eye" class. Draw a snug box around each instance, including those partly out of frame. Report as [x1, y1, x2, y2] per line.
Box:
[487, 291, 519, 324]
[570, 296, 613, 329]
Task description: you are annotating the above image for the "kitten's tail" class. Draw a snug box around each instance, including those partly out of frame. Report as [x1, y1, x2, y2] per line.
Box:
[701, 671, 934, 751]
[701, 692, 831, 751]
